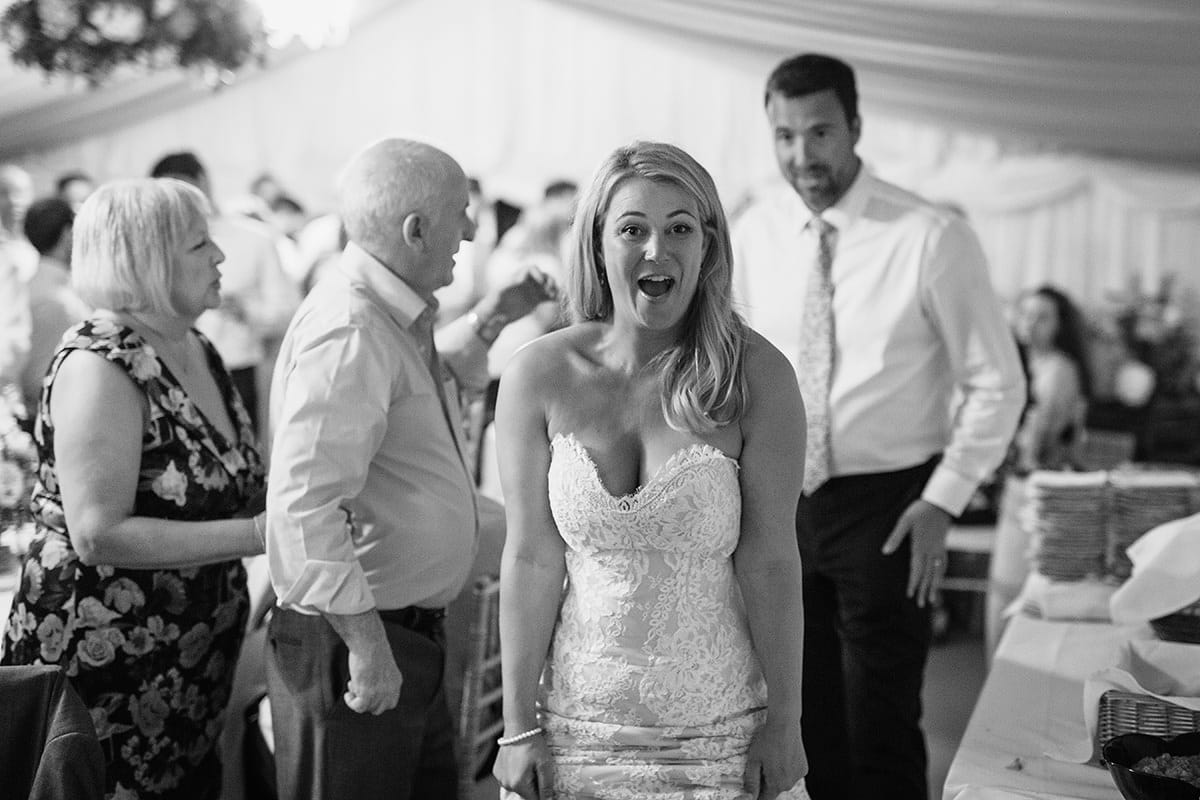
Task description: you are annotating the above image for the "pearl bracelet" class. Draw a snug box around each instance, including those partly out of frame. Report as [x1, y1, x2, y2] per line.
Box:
[496, 727, 544, 747]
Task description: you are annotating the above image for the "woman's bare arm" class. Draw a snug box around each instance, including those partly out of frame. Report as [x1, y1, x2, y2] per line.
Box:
[51, 350, 261, 569]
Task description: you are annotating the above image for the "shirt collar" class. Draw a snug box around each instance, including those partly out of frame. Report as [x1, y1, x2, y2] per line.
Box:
[37, 255, 72, 282]
[337, 242, 435, 332]
[790, 162, 872, 233]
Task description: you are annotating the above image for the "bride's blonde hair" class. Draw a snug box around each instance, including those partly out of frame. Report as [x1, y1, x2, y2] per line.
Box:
[567, 141, 748, 433]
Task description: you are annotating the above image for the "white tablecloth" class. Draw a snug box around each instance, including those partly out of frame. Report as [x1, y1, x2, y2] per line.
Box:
[943, 615, 1156, 800]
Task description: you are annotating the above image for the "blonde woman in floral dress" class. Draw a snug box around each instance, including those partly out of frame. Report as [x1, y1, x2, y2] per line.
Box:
[1, 178, 267, 800]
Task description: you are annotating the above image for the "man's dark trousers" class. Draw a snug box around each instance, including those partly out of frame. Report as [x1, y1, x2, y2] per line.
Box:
[797, 458, 938, 800]
[266, 606, 458, 800]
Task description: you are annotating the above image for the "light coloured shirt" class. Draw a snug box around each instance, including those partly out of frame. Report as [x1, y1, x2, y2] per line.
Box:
[732, 170, 1025, 515]
[1, 234, 38, 282]
[267, 243, 479, 615]
[483, 245, 566, 379]
[1019, 350, 1086, 471]
[0, 241, 32, 389]
[196, 214, 299, 370]
[21, 256, 91, 410]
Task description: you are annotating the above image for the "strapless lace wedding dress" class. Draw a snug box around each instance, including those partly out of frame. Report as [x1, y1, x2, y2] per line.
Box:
[540, 433, 808, 799]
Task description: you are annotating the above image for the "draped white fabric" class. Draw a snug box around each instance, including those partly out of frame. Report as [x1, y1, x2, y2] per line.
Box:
[2, 0, 1198, 311]
[556, 0, 1200, 169]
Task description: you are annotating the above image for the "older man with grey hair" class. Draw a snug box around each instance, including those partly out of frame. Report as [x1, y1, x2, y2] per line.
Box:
[264, 138, 551, 799]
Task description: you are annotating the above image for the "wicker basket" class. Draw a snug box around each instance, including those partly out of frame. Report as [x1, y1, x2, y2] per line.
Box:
[1097, 689, 1200, 747]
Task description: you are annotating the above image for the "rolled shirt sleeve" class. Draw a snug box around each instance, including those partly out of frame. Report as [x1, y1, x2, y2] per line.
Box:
[267, 320, 390, 615]
[265, 244, 479, 615]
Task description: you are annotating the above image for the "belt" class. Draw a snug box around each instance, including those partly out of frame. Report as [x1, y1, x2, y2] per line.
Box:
[377, 605, 446, 640]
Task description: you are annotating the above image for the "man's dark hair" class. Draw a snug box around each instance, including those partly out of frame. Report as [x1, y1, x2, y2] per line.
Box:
[54, 170, 92, 195]
[764, 53, 859, 124]
[250, 172, 278, 193]
[23, 197, 74, 255]
[270, 194, 304, 215]
[543, 180, 578, 200]
[150, 151, 206, 180]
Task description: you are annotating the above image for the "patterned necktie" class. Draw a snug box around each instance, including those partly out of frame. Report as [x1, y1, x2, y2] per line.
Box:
[798, 217, 836, 494]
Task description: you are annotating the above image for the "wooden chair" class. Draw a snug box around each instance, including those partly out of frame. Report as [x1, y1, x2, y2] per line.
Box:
[941, 524, 996, 595]
[932, 523, 996, 636]
[457, 574, 504, 796]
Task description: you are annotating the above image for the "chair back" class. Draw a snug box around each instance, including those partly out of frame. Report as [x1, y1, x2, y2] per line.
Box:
[0, 664, 105, 800]
[456, 574, 504, 796]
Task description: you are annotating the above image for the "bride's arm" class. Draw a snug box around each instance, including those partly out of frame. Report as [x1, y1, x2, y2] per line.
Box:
[733, 332, 807, 797]
[493, 340, 567, 799]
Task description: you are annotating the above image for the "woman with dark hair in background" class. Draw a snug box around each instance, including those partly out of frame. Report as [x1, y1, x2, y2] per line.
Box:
[1013, 285, 1092, 472]
[986, 284, 1092, 656]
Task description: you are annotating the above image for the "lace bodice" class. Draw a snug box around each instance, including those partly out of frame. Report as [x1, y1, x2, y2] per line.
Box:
[543, 432, 766, 728]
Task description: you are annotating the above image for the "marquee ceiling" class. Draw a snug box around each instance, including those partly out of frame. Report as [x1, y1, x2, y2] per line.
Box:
[2, 0, 1199, 168]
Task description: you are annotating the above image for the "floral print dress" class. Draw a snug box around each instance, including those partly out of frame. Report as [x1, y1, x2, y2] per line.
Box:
[1, 318, 265, 800]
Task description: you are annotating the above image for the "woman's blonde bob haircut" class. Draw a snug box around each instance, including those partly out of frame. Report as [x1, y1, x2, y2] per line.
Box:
[567, 141, 748, 433]
[72, 177, 210, 316]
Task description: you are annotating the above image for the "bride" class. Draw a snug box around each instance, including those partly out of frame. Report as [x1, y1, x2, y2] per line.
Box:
[493, 141, 809, 799]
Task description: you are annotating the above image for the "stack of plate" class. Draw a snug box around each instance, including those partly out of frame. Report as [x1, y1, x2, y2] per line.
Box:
[1107, 470, 1200, 580]
[1026, 471, 1109, 581]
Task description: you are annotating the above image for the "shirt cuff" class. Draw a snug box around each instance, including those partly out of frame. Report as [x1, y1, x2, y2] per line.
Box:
[921, 465, 979, 518]
[273, 558, 376, 616]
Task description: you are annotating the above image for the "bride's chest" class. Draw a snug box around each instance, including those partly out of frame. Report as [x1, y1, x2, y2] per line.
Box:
[547, 433, 742, 554]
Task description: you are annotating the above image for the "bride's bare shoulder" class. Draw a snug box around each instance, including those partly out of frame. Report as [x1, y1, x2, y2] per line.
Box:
[506, 323, 604, 378]
[741, 327, 802, 412]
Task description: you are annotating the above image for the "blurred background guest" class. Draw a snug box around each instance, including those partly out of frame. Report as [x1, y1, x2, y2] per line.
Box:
[434, 176, 526, 325]
[248, 172, 285, 209]
[0, 164, 36, 407]
[0, 177, 267, 799]
[483, 179, 577, 379]
[268, 194, 308, 243]
[55, 170, 95, 214]
[262, 194, 309, 292]
[295, 213, 347, 296]
[19, 197, 91, 413]
[1, 164, 36, 276]
[985, 284, 1092, 656]
[1012, 285, 1092, 473]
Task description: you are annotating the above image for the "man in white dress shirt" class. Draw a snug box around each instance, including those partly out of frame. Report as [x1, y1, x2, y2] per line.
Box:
[265, 138, 551, 799]
[732, 53, 1025, 800]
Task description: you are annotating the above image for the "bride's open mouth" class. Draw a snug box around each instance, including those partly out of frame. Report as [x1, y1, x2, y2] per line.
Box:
[637, 275, 675, 298]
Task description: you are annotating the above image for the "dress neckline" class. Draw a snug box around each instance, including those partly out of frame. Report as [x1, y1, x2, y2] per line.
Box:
[551, 431, 737, 504]
[114, 323, 244, 453]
